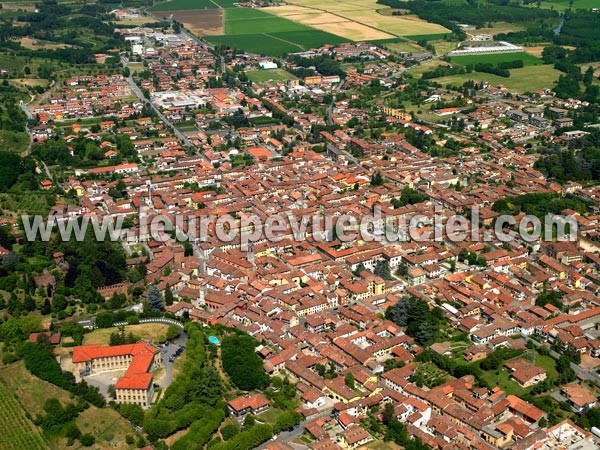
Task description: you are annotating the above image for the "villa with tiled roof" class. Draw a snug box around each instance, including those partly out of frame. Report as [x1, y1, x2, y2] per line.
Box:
[72, 342, 161, 408]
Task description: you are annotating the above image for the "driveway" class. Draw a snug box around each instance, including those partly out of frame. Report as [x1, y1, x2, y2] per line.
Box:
[157, 329, 189, 388]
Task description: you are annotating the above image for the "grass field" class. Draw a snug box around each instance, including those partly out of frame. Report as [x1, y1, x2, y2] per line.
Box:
[246, 68, 297, 84]
[0, 129, 29, 154]
[433, 64, 562, 92]
[0, 378, 47, 450]
[82, 323, 171, 346]
[449, 52, 542, 66]
[530, 0, 599, 11]
[148, 0, 218, 12]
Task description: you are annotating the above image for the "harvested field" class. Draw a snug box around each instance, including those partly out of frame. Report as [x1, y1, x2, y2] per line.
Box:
[154, 9, 223, 35]
[265, 6, 394, 41]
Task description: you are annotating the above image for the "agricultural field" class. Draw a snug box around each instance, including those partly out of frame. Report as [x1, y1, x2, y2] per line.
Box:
[153, 9, 224, 35]
[0, 192, 55, 217]
[148, 0, 218, 12]
[449, 51, 542, 67]
[0, 378, 47, 450]
[0, 362, 136, 450]
[281, 0, 450, 38]
[433, 64, 562, 93]
[264, 5, 396, 41]
[206, 7, 348, 55]
[246, 68, 297, 84]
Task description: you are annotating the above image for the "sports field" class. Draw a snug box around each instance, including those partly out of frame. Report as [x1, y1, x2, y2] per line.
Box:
[450, 52, 542, 67]
[246, 69, 297, 84]
[434, 64, 562, 93]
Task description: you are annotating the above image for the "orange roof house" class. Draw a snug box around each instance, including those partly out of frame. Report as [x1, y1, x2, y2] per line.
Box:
[72, 342, 161, 408]
[227, 393, 269, 416]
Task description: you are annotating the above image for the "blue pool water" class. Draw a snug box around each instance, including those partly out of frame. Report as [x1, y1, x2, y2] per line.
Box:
[208, 335, 220, 345]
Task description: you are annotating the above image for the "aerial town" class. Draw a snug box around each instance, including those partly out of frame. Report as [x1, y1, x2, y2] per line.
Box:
[0, 0, 600, 449]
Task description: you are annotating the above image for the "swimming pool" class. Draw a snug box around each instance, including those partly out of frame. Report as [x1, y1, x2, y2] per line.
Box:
[208, 335, 220, 345]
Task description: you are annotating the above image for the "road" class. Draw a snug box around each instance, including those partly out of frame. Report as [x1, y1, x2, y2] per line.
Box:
[259, 409, 332, 449]
[121, 57, 199, 150]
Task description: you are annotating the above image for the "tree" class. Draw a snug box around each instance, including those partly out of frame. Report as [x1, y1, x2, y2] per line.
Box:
[345, 372, 355, 389]
[374, 260, 392, 280]
[80, 434, 95, 447]
[148, 286, 164, 312]
[165, 284, 174, 306]
[166, 325, 180, 341]
[385, 297, 445, 346]
[370, 171, 384, 186]
[243, 414, 255, 429]
[221, 334, 270, 391]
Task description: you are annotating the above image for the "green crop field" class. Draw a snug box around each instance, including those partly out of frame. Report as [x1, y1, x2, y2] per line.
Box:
[450, 52, 542, 67]
[207, 7, 349, 55]
[271, 30, 347, 48]
[224, 8, 308, 34]
[207, 33, 302, 54]
[0, 380, 47, 450]
[148, 0, 218, 12]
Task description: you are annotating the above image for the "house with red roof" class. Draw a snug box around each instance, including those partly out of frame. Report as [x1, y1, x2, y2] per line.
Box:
[227, 392, 269, 417]
[72, 341, 161, 408]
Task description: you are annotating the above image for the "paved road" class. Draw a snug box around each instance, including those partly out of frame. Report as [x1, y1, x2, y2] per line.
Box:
[158, 329, 188, 388]
[260, 409, 332, 449]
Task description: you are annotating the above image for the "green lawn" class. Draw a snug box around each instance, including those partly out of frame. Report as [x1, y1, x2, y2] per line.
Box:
[531, 354, 558, 379]
[450, 52, 542, 67]
[255, 407, 284, 425]
[480, 367, 528, 396]
[434, 64, 562, 93]
[246, 69, 297, 84]
[148, 0, 218, 11]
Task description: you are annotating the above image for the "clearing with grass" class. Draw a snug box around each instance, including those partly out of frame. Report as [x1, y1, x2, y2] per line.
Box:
[449, 52, 542, 67]
[433, 64, 562, 93]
